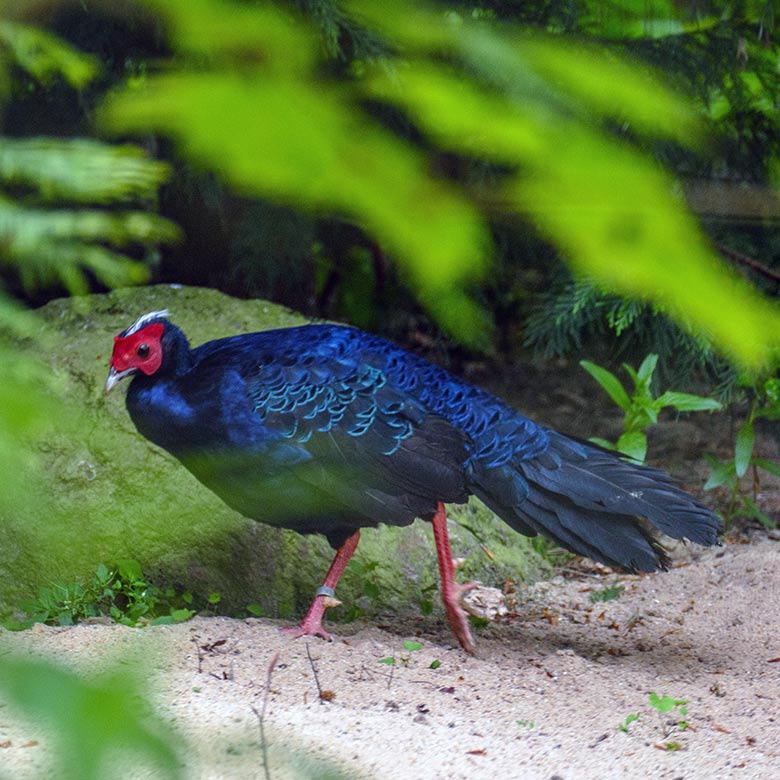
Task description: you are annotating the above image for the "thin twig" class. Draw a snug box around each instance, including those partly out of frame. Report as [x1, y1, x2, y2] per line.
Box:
[250, 650, 280, 780]
[716, 242, 780, 285]
[305, 642, 325, 704]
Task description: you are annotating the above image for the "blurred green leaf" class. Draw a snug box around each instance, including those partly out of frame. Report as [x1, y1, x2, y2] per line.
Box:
[516, 36, 699, 143]
[513, 125, 780, 367]
[0, 200, 179, 294]
[0, 139, 171, 203]
[96, 0, 780, 365]
[0, 20, 99, 88]
[0, 656, 182, 780]
[145, 0, 317, 71]
[101, 68, 491, 347]
[359, 1, 780, 365]
[368, 63, 544, 162]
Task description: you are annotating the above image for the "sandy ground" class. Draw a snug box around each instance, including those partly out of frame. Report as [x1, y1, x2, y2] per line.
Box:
[2, 532, 779, 780]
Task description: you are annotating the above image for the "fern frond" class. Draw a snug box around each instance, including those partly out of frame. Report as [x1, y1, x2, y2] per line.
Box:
[0, 139, 171, 204]
[0, 20, 99, 88]
[0, 200, 180, 294]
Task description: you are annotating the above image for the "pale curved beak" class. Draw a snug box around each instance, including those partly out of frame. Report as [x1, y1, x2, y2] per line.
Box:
[105, 366, 135, 393]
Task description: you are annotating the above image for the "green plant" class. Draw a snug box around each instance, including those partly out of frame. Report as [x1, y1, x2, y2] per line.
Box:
[581, 354, 721, 461]
[618, 712, 640, 733]
[8, 560, 196, 629]
[649, 692, 689, 747]
[705, 376, 780, 528]
[379, 640, 423, 667]
[206, 591, 222, 615]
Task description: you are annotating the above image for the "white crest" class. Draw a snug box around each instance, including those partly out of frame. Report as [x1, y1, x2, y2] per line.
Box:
[122, 309, 172, 337]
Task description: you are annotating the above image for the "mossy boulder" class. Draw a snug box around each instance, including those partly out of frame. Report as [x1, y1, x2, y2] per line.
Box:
[2, 286, 549, 622]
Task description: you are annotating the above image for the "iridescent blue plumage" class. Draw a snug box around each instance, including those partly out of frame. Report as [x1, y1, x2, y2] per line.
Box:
[116, 316, 720, 573]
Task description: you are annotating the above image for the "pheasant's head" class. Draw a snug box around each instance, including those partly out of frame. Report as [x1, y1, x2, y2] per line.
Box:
[105, 310, 171, 392]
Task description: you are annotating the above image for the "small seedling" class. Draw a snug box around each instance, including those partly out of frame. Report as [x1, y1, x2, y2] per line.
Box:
[618, 713, 640, 733]
[649, 692, 688, 719]
[649, 692, 689, 746]
[378, 640, 423, 668]
[399, 640, 421, 666]
[204, 591, 221, 616]
[516, 720, 535, 729]
[429, 659, 442, 670]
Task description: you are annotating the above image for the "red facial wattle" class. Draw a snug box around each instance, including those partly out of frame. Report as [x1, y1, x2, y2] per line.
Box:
[110, 322, 164, 376]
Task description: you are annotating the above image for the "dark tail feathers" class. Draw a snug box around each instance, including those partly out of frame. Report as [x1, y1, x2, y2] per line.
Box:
[471, 430, 721, 573]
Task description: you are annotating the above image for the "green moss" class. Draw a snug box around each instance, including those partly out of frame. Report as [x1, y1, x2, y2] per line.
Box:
[2, 285, 552, 624]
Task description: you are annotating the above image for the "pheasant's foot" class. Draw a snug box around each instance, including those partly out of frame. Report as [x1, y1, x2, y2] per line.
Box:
[280, 594, 342, 642]
[442, 579, 478, 654]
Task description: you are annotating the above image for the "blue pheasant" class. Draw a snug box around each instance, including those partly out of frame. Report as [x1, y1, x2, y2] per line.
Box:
[107, 311, 720, 652]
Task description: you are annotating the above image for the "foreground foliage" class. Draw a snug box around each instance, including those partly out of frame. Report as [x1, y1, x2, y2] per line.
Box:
[0, 656, 183, 780]
[95, 0, 780, 366]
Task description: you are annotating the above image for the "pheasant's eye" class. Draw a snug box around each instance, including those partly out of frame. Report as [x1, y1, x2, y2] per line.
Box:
[136, 343, 150, 359]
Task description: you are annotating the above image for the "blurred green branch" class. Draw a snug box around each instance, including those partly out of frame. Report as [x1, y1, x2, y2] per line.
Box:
[99, 0, 780, 366]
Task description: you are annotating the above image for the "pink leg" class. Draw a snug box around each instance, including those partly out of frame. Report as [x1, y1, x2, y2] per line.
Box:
[282, 530, 360, 641]
[432, 502, 477, 654]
